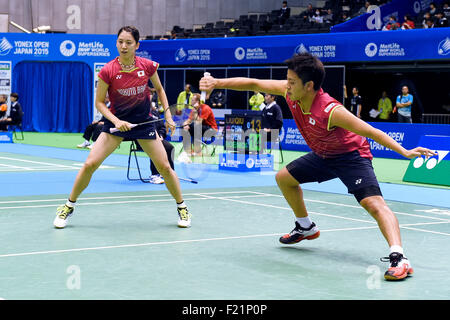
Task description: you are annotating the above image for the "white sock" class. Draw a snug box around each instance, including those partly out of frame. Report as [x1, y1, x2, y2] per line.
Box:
[296, 216, 312, 229]
[177, 201, 187, 209]
[66, 199, 76, 208]
[390, 245, 404, 255]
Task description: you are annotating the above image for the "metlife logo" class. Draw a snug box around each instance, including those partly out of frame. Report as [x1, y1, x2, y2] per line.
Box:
[234, 46, 268, 61]
[60, 40, 76, 57]
[365, 42, 405, 58]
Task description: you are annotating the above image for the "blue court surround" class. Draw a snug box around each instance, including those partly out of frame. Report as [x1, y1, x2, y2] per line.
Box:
[1, 144, 449, 208]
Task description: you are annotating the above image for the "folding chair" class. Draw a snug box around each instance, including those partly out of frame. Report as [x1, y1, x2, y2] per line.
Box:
[126, 140, 150, 183]
[10, 123, 24, 140]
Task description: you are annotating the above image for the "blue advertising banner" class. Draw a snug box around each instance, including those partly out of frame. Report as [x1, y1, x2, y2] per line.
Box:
[330, 0, 444, 32]
[138, 28, 450, 65]
[0, 131, 13, 143]
[0, 33, 116, 64]
[218, 153, 274, 172]
[0, 32, 117, 130]
[278, 120, 450, 159]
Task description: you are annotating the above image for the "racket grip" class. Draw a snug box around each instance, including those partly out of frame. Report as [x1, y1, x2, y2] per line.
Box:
[109, 124, 137, 133]
[200, 72, 211, 102]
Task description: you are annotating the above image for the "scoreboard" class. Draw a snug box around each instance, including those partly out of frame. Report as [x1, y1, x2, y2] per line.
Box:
[224, 113, 262, 154]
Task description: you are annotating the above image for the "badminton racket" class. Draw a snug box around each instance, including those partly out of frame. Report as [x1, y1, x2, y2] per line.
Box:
[109, 103, 199, 134]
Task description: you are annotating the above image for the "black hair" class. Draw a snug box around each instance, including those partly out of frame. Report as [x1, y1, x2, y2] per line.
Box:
[10, 92, 19, 100]
[117, 26, 140, 43]
[284, 52, 325, 91]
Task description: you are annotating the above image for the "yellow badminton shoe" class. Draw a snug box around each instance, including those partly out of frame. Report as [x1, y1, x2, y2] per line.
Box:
[53, 204, 74, 229]
[177, 206, 191, 228]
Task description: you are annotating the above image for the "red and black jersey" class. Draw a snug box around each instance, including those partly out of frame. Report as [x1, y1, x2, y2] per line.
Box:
[98, 56, 159, 124]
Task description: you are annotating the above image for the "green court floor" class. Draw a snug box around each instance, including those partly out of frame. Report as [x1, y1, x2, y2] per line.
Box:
[1, 187, 449, 300]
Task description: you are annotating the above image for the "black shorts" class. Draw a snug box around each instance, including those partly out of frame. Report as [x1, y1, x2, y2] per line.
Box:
[102, 120, 157, 140]
[187, 123, 214, 142]
[286, 150, 382, 202]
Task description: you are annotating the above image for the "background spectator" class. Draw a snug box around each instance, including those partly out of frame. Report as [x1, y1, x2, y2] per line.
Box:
[77, 96, 109, 149]
[382, 15, 400, 30]
[0, 93, 23, 131]
[424, 18, 435, 28]
[340, 12, 351, 23]
[0, 94, 7, 120]
[435, 12, 448, 27]
[209, 90, 226, 108]
[377, 91, 393, 121]
[277, 1, 291, 25]
[428, 2, 437, 15]
[350, 87, 363, 119]
[301, 3, 315, 22]
[422, 12, 432, 27]
[443, 2, 450, 18]
[249, 91, 265, 111]
[311, 9, 324, 24]
[323, 9, 335, 25]
[176, 83, 194, 114]
[261, 93, 283, 144]
[396, 86, 413, 123]
[401, 14, 415, 29]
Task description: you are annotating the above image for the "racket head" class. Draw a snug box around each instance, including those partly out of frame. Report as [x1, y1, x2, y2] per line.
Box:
[178, 156, 212, 183]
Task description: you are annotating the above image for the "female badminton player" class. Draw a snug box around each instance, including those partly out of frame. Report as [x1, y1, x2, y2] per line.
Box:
[200, 52, 436, 281]
[54, 26, 191, 229]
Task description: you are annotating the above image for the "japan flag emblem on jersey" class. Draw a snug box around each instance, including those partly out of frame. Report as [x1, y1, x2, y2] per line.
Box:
[137, 70, 145, 77]
[309, 117, 316, 125]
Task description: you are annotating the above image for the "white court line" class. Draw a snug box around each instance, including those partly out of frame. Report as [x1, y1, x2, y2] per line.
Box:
[0, 195, 270, 210]
[199, 193, 377, 225]
[0, 225, 382, 259]
[0, 156, 77, 169]
[0, 167, 81, 172]
[2, 191, 449, 224]
[206, 194, 450, 236]
[0, 191, 260, 205]
[0, 221, 447, 259]
[245, 191, 450, 222]
[0, 163, 24, 168]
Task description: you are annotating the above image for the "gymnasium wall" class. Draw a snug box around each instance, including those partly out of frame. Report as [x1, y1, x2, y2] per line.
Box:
[3, 0, 320, 38]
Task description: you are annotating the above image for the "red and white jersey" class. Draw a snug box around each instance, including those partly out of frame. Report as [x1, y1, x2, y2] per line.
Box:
[285, 88, 373, 159]
[98, 56, 159, 123]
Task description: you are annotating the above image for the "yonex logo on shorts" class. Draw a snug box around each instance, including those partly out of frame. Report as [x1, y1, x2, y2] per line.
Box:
[355, 179, 362, 185]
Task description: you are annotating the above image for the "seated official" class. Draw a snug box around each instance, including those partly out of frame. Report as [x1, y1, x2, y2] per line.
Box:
[0, 93, 23, 131]
[181, 93, 218, 156]
[261, 93, 283, 145]
[77, 97, 110, 149]
[148, 104, 175, 184]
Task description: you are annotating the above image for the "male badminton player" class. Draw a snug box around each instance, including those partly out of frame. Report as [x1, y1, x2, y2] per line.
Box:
[200, 52, 436, 281]
[54, 26, 191, 229]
